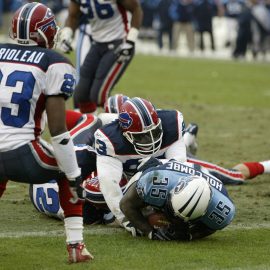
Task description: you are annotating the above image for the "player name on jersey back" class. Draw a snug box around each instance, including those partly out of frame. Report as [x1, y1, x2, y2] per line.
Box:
[0, 47, 45, 64]
[165, 161, 223, 192]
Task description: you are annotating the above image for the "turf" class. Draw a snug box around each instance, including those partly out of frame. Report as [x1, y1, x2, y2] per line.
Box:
[0, 54, 270, 269]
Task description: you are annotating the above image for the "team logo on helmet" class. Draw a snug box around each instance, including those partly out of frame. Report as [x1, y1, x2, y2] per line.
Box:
[119, 112, 133, 129]
[174, 176, 193, 194]
[174, 179, 187, 194]
[37, 17, 57, 33]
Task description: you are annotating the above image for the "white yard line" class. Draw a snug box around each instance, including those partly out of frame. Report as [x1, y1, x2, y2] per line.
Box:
[0, 223, 269, 239]
[0, 227, 123, 238]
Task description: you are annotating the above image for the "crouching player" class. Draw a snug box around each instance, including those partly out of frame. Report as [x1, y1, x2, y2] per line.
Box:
[120, 158, 236, 240]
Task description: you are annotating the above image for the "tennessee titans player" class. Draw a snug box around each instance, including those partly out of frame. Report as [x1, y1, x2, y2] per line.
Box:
[120, 158, 236, 240]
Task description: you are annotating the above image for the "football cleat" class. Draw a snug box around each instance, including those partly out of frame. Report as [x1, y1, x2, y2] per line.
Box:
[67, 242, 94, 263]
[185, 123, 199, 137]
[184, 123, 199, 156]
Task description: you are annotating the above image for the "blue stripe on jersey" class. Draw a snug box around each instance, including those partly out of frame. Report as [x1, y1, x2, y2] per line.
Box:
[19, 3, 36, 40]
[132, 98, 152, 127]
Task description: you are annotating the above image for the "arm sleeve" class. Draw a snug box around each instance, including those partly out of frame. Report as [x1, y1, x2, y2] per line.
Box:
[96, 155, 125, 222]
[51, 131, 81, 180]
[46, 63, 76, 98]
[165, 111, 187, 162]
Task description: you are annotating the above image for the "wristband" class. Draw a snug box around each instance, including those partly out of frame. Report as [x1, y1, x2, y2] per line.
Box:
[127, 27, 139, 43]
[51, 131, 81, 180]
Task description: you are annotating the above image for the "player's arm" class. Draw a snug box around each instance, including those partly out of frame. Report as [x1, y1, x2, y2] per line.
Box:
[120, 181, 153, 235]
[116, 0, 143, 62]
[65, 1, 81, 32]
[118, 0, 143, 31]
[46, 96, 83, 202]
[188, 221, 216, 240]
[59, 1, 81, 53]
[46, 96, 80, 178]
[46, 96, 67, 136]
[165, 111, 187, 162]
[96, 155, 125, 222]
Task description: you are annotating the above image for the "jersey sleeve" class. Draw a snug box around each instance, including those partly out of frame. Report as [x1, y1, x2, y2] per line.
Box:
[165, 111, 187, 162]
[96, 154, 125, 222]
[94, 128, 116, 157]
[45, 62, 76, 99]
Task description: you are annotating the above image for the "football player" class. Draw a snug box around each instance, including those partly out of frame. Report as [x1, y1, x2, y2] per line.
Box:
[28, 106, 126, 226]
[58, 0, 143, 114]
[24, 100, 270, 227]
[0, 2, 93, 263]
[94, 97, 187, 231]
[120, 158, 236, 240]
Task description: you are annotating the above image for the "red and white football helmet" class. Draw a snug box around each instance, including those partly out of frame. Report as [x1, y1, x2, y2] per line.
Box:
[104, 94, 130, 114]
[118, 97, 163, 156]
[84, 172, 128, 208]
[10, 2, 59, 49]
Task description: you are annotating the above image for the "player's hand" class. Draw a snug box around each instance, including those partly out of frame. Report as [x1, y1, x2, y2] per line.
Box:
[116, 40, 135, 63]
[148, 228, 173, 241]
[68, 176, 86, 204]
[122, 221, 142, 237]
[137, 157, 162, 172]
[58, 27, 73, 53]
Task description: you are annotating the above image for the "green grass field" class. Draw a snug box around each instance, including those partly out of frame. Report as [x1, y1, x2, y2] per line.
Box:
[1, 54, 270, 270]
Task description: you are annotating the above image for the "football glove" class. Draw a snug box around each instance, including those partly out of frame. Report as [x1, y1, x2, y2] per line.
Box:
[148, 228, 174, 241]
[116, 40, 135, 63]
[58, 27, 73, 53]
[69, 176, 86, 204]
[137, 157, 162, 172]
[122, 221, 143, 237]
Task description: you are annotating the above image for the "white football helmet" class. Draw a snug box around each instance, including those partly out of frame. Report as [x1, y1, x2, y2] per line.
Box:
[168, 175, 211, 222]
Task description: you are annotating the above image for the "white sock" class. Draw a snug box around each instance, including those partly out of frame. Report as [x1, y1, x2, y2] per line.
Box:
[259, 160, 270, 173]
[64, 216, 84, 244]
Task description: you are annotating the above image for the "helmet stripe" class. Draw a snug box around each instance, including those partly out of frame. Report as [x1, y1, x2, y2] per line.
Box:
[18, 3, 39, 40]
[178, 186, 200, 216]
[186, 190, 204, 218]
[131, 98, 153, 127]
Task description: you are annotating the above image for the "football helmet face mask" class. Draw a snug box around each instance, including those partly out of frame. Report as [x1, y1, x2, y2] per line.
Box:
[10, 2, 59, 49]
[104, 94, 130, 114]
[167, 175, 211, 222]
[118, 97, 163, 156]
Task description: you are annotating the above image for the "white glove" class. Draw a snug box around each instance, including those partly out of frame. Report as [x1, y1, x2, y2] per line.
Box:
[121, 221, 142, 237]
[58, 27, 73, 53]
[116, 40, 135, 63]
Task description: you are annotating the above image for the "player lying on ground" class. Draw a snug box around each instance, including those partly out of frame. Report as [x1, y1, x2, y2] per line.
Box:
[120, 158, 236, 240]
[1, 101, 269, 225]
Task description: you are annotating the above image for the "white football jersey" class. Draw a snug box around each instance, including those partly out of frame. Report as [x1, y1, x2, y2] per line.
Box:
[75, 0, 130, 42]
[0, 44, 76, 151]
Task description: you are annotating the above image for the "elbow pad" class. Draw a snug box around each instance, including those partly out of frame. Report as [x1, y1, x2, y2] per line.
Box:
[51, 131, 81, 180]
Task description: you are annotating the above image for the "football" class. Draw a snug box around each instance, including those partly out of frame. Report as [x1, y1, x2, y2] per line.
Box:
[147, 211, 171, 229]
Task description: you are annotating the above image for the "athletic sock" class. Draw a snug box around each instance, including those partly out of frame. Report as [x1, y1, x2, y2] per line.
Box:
[243, 162, 264, 179]
[65, 216, 84, 244]
[259, 160, 270, 173]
